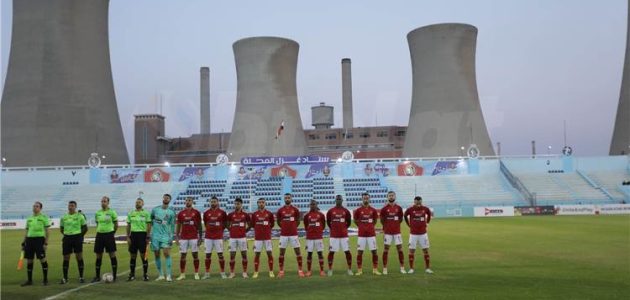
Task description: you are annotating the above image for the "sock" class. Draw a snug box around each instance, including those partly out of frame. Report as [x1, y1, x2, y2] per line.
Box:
[254, 255, 260, 272]
[180, 259, 186, 273]
[142, 258, 148, 276]
[296, 255, 303, 271]
[424, 253, 430, 269]
[357, 253, 363, 270]
[63, 260, 69, 279]
[382, 251, 388, 268]
[242, 257, 248, 272]
[111, 257, 117, 280]
[95, 258, 102, 278]
[397, 250, 404, 267]
[219, 256, 225, 273]
[42, 261, 48, 281]
[130, 257, 136, 277]
[268, 254, 274, 271]
[193, 258, 200, 273]
[318, 255, 325, 271]
[344, 252, 352, 269]
[205, 256, 211, 272]
[27, 262, 34, 281]
[229, 258, 235, 273]
[307, 254, 312, 272]
[155, 258, 162, 276]
[327, 252, 334, 270]
[279, 255, 285, 271]
[78, 259, 84, 278]
[165, 256, 172, 276]
[372, 253, 379, 269]
[409, 253, 415, 269]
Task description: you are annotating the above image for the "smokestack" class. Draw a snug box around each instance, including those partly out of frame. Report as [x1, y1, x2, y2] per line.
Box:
[341, 58, 353, 129]
[200, 67, 210, 134]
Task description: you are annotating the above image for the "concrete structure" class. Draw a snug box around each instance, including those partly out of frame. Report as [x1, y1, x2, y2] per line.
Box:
[227, 37, 307, 159]
[1, 0, 128, 166]
[341, 58, 354, 129]
[200, 67, 211, 134]
[134, 114, 167, 164]
[610, 3, 630, 155]
[403, 23, 494, 157]
[312, 102, 334, 129]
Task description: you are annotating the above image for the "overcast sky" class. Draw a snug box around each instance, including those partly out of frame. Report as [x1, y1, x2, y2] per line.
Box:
[1, 0, 626, 159]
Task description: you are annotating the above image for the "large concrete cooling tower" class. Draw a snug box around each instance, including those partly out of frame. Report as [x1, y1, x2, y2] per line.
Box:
[227, 37, 307, 159]
[610, 3, 630, 155]
[1, 0, 129, 167]
[403, 23, 495, 158]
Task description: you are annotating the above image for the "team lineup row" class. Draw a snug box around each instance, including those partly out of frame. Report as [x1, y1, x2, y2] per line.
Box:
[20, 191, 434, 287]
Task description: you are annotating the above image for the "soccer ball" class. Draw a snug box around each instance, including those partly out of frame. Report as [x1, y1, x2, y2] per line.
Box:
[102, 272, 114, 283]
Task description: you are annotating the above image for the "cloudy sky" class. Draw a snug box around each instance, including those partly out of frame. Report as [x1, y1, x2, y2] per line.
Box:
[1, 0, 626, 159]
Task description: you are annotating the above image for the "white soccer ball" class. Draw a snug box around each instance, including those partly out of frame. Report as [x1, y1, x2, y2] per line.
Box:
[102, 272, 114, 283]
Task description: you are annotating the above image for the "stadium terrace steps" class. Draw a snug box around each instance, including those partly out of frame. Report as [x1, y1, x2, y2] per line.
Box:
[515, 172, 611, 205]
[587, 171, 630, 201]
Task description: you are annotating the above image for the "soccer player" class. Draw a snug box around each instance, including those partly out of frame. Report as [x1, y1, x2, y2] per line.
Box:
[60, 200, 88, 284]
[276, 193, 304, 278]
[303, 199, 326, 277]
[151, 194, 176, 282]
[126, 198, 152, 281]
[21, 201, 50, 286]
[202, 196, 228, 279]
[92, 196, 119, 282]
[251, 198, 275, 278]
[404, 196, 433, 274]
[175, 197, 202, 280]
[227, 198, 250, 278]
[354, 193, 381, 276]
[380, 191, 406, 275]
[326, 195, 353, 276]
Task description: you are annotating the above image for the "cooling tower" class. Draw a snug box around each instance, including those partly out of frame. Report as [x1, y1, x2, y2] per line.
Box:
[610, 3, 630, 155]
[1, 0, 129, 167]
[227, 37, 307, 159]
[403, 23, 495, 158]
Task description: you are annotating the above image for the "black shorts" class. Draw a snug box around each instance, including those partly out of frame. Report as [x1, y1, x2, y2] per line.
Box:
[24, 237, 46, 260]
[94, 232, 117, 254]
[128, 232, 148, 254]
[62, 234, 84, 255]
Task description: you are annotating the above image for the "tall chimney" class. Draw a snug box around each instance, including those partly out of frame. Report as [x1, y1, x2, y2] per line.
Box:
[200, 67, 210, 134]
[341, 58, 353, 129]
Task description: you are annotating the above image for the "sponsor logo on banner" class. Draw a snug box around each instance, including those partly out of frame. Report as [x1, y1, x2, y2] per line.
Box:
[397, 162, 423, 176]
[144, 168, 170, 182]
[597, 204, 630, 215]
[474, 206, 515, 217]
[554, 205, 595, 215]
[514, 206, 556, 216]
[271, 164, 297, 178]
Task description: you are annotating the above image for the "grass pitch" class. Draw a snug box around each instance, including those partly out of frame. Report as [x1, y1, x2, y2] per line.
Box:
[1, 215, 629, 300]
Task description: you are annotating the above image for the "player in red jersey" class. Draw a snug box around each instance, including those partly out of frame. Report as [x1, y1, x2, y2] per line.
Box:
[326, 195, 353, 276]
[303, 200, 326, 277]
[227, 198, 250, 278]
[353, 193, 381, 276]
[202, 196, 227, 279]
[404, 196, 433, 274]
[380, 191, 406, 275]
[175, 197, 202, 280]
[251, 198, 275, 279]
[276, 193, 304, 278]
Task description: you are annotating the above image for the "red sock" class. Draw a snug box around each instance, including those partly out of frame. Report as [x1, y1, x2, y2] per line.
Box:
[229, 259, 235, 273]
[372, 254, 379, 269]
[242, 258, 248, 272]
[424, 253, 430, 269]
[180, 259, 186, 273]
[205, 258, 211, 272]
[327, 252, 334, 269]
[219, 257, 225, 272]
[307, 256, 312, 272]
[357, 253, 363, 269]
[382, 251, 389, 268]
[254, 256, 260, 272]
[398, 250, 404, 267]
[268, 255, 274, 271]
[345, 252, 352, 269]
[409, 253, 415, 269]
[296, 255, 303, 271]
[193, 259, 199, 273]
[318, 257, 324, 271]
[279, 255, 285, 271]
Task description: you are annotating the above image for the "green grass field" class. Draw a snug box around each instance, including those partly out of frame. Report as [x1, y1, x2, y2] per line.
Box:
[2, 215, 629, 300]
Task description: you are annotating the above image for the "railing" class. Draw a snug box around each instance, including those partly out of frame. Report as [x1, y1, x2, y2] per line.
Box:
[499, 160, 535, 205]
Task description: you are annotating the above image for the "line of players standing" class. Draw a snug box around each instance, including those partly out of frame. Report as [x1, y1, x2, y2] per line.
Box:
[20, 191, 433, 286]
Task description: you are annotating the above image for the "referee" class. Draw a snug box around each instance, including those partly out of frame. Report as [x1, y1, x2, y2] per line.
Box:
[126, 198, 151, 281]
[91, 196, 119, 283]
[21, 201, 50, 286]
[60, 200, 88, 284]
